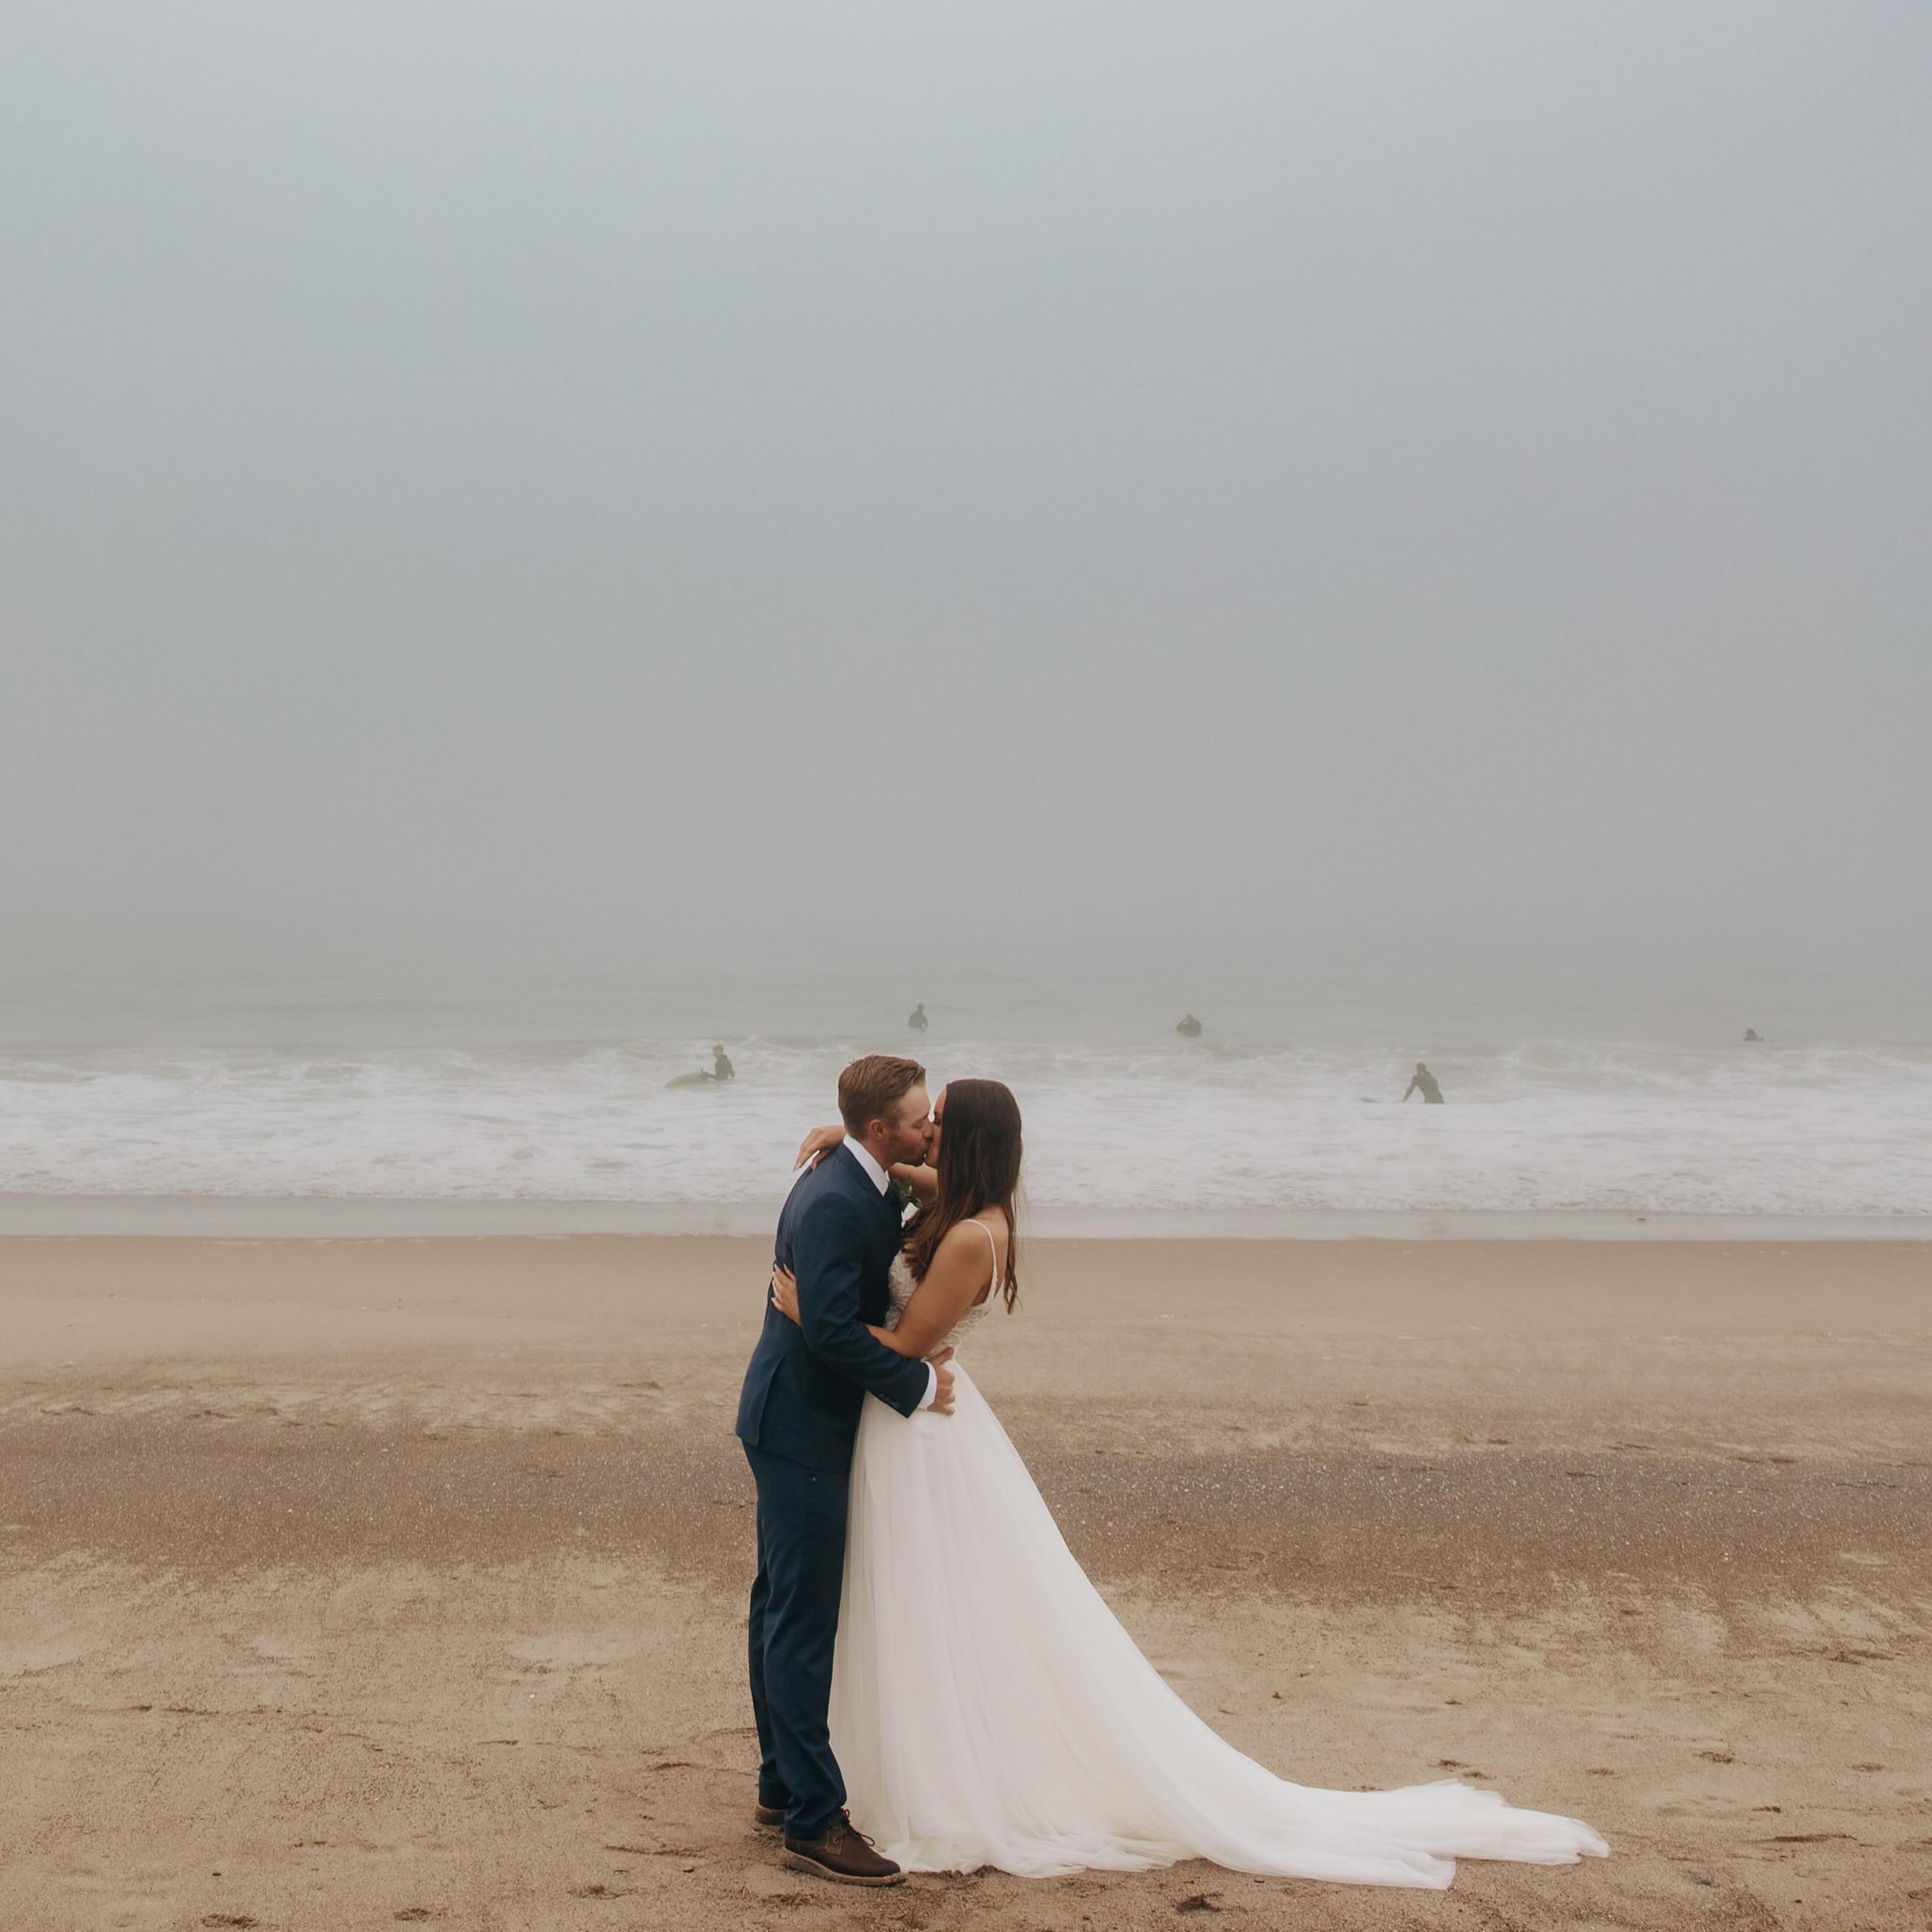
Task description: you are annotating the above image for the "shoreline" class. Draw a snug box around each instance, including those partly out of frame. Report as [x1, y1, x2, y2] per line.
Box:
[3, 1191, 1929, 1240]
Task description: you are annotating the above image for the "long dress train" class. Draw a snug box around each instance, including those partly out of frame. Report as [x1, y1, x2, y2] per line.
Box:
[828, 1254, 1608, 1889]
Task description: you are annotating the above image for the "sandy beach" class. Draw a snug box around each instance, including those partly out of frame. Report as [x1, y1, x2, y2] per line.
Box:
[2, 1234, 1927, 1931]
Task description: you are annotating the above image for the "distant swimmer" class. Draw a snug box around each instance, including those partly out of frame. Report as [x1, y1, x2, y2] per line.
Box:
[668, 1046, 736, 1090]
[1175, 1013, 1203, 1038]
[1403, 1061, 1444, 1104]
[907, 1002, 929, 1032]
[1743, 1028, 1764, 1043]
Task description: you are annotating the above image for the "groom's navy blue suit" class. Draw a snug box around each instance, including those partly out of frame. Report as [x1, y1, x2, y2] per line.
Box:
[734, 1143, 931, 1841]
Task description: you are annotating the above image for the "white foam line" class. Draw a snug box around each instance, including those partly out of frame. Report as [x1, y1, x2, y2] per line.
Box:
[1, 1196, 1927, 1241]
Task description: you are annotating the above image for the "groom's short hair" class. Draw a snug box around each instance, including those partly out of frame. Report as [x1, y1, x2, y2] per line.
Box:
[838, 1054, 927, 1134]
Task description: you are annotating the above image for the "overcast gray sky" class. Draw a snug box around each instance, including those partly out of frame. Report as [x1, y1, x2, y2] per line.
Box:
[3, 3, 1927, 995]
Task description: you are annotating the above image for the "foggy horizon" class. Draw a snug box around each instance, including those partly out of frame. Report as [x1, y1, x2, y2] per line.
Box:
[5, 4, 1928, 1009]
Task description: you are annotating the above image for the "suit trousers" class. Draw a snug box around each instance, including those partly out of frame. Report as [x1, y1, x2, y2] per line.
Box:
[743, 1440, 849, 1841]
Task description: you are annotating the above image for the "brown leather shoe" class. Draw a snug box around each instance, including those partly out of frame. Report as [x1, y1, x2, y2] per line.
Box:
[753, 1801, 785, 1831]
[782, 1813, 905, 1886]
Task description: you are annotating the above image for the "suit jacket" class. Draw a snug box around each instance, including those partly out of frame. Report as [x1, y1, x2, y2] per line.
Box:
[734, 1142, 932, 1474]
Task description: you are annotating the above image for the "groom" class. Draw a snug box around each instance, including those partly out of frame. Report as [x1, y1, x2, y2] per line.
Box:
[733, 1054, 955, 1887]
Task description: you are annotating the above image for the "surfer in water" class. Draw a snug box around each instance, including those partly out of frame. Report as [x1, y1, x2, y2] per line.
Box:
[668, 1046, 736, 1090]
[907, 1002, 928, 1032]
[1403, 1061, 1444, 1104]
[1175, 1013, 1203, 1038]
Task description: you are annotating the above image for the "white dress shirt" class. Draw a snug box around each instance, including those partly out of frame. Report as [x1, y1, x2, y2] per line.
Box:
[842, 1134, 892, 1195]
[842, 1135, 939, 1412]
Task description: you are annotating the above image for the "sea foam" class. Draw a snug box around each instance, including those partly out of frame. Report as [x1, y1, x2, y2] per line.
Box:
[1, 1035, 1927, 1221]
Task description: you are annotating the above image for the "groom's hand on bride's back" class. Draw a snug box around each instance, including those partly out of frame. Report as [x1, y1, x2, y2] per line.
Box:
[929, 1347, 956, 1416]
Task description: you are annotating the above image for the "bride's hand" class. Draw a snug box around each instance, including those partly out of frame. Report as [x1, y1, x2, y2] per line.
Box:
[793, 1123, 845, 1171]
[770, 1264, 802, 1325]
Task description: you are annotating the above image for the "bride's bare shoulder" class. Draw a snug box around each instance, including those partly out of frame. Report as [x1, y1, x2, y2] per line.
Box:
[935, 1213, 1008, 1290]
[938, 1209, 1009, 1249]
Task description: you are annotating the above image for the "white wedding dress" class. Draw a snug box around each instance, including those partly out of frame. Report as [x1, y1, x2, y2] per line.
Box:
[828, 1236, 1608, 1888]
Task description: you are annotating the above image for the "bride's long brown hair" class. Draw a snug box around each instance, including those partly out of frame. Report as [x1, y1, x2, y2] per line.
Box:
[903, 1078, 1022, 1311]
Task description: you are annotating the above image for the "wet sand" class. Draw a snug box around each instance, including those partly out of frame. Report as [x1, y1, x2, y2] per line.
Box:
[2, 1235, 1928, 1930]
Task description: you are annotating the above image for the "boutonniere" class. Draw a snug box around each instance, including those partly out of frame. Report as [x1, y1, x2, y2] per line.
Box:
[893, 1177, 916, 1215]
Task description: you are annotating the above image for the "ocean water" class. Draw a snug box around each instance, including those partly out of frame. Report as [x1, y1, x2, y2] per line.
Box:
[1, 971, 1927, 1230]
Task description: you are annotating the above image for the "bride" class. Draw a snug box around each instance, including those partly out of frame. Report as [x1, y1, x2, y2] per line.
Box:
[771, 1077, 1608, 1889]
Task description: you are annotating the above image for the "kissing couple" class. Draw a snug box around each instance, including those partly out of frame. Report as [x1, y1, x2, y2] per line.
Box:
[734, 1053, 1607, 1889]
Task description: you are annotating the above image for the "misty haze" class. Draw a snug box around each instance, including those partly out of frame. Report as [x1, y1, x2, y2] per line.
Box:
[5, 5, 1927, 1000]
[2, 7, 1928, 1928]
